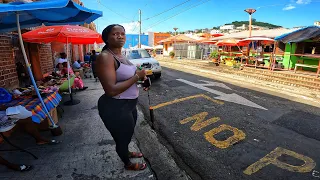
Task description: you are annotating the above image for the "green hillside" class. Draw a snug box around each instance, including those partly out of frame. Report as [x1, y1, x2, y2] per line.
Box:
[213, 19, 282, 29]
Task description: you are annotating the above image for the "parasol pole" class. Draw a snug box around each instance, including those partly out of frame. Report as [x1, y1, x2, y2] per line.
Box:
[64, 38, 80, 106]
[16, 13, 57, 127]
[67, 38, 71, 95]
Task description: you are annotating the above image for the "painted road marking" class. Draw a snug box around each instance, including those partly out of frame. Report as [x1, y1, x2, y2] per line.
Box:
[152, 94, 224, 110]
[312, 170, 320, 178]
[244, 147, 316, 175]
[204, 124, 246, 149]
[176, 79, 268, 110]
[198, 80, 233, 90]
[180, 112, 220, 131]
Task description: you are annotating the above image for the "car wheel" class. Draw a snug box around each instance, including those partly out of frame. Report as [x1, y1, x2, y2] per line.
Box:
[154, 73, 161, 79]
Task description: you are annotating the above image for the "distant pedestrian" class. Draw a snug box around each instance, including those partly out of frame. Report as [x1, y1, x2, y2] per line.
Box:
[96, 24, 147, 171]
[90, 50, 98, 81]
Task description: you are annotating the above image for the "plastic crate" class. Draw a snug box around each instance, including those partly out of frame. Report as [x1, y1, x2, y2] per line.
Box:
[0, 88, 12, 103]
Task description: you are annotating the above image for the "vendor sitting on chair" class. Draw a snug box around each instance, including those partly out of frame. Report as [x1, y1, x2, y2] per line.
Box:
[56, 63, 88, 91]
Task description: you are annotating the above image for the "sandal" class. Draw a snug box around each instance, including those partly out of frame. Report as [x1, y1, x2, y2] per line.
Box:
[19, 165, 33, 172]
[37, 139, 60, 145]
[128, 152, 143, 158]
[125, 163, 147, 171]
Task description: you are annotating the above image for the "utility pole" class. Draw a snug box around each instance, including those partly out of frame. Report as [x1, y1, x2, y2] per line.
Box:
[138, 9, 142, 48]
[173, 27, 178, 50]
[244, 8, 256, 37]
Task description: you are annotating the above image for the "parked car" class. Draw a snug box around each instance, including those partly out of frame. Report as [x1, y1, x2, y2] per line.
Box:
[124, 48, 162, 79]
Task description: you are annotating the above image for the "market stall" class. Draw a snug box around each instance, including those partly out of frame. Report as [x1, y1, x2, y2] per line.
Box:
[0, 0, 102, 159]
[22, 25, 103, 105]
[215, 39, 243, 66]
[274, 26, 320, 77]
[239, 37, 275, 69]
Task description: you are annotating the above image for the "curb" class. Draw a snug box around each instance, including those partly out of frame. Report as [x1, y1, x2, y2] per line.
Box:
[135, 107, 191, 180]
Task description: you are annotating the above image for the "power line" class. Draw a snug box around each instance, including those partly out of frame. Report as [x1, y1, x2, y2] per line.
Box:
[99, 2, 132, 21]
[142, 0, 211, 32]
[143, 0, 192, 21]
[132, 2, 149, 21]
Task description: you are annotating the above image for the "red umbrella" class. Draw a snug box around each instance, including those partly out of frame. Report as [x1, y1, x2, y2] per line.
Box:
[211, 33, 224, 37]
[22, 25, 103, 44]
[239, 37, 274, 45]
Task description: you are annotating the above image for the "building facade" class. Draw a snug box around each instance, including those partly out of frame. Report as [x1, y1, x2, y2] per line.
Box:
[220, 25, 235, 31]
[315, 21, 320, 26]
[148, 32, 171, 47]
[124, 34, 148, 49]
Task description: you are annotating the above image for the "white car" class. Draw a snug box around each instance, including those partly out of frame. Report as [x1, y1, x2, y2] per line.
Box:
[124, 48, 162, 79]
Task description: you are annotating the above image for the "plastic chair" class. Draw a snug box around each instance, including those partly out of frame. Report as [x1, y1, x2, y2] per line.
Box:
[59, 76, 75, 93]
[58, 76, 76, 116]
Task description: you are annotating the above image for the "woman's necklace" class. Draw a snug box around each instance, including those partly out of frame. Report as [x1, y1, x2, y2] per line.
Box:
[107, 48, 124, 61]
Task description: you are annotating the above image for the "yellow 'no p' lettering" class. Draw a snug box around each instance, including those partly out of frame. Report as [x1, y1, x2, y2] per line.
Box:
[180, 112, 220, 131]
[244, 147, 316, 175]
[204, 124, 246, 149]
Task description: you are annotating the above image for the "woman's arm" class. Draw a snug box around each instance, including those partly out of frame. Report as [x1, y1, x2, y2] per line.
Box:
[96, 52, 143, 97]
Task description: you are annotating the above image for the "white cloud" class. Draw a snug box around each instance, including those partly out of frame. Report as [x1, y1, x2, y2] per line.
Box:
[121, 22, 139, 34]
[296, 0, 311, 4]
[283, 4, 296, 10]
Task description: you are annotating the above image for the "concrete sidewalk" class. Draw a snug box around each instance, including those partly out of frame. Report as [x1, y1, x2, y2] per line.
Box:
[0, 79, 154, 180]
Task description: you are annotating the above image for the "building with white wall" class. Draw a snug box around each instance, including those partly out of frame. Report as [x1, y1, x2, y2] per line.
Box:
[220, 25, 235, 30]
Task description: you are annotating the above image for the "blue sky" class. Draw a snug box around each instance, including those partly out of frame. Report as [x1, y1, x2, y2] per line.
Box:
[81, 0, 320, 34]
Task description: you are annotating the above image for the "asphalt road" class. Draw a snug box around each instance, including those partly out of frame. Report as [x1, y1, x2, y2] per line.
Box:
[138, 67, 320, 180]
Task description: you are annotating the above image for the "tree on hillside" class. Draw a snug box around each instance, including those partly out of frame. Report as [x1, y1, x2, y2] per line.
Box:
[229, 20, 281, 29]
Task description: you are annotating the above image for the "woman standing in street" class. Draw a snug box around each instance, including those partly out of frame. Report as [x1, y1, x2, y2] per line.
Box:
[96, 24, 147, 171]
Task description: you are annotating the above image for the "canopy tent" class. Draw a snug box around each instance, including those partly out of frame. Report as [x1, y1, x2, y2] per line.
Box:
[0, 0, 102, 33]
[22, 25, 103, 105]
[0, 0, 102, 127]
[274, 26, 320, 43]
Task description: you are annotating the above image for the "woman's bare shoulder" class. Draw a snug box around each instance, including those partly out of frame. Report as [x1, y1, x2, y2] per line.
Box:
[97, 51, 113, 64]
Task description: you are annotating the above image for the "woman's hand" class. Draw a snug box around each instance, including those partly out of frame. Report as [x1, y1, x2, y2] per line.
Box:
[136, 69, 146, 80]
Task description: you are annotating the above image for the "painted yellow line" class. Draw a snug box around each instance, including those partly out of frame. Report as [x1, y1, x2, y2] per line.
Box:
[243, 147, 316, 175]
[204, 124, 246, 149]
[180, 112, 220, 131]
[152, 94, 224, 110]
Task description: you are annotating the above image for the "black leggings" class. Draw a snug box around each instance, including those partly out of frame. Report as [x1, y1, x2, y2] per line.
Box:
[98, 94, 138, 165]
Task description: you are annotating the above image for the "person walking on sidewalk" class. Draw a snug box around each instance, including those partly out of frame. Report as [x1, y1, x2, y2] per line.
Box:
[90, 50, 98, 82]
[96, 24, 147, 171]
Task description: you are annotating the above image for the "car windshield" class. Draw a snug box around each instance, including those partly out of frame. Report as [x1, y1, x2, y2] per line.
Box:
[127, 49, 151, 59]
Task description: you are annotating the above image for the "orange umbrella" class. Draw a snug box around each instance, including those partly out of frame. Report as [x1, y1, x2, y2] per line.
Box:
[22, 25, 103, 44]
[215, 39, 239, 46]
[197, 38, 217, 44]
